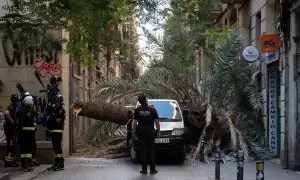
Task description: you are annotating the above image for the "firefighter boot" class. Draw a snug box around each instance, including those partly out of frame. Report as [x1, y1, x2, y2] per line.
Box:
[4, 160, 18, 167]
[21, 158, 30, 172]
[32, 158, 40, 166]
[47, 157, 58, 171]
[27, 158, 34, 172]
[4, 154, 18, 167]
[58, 157, 64, 170]
[55, 157, 64, 171]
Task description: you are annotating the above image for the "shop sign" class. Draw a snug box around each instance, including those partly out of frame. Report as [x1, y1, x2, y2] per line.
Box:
[242, 46, 260, 63]
[268, 68, 278, 156]
[260, 35, 281, 53]
[264, 51, 280, 64]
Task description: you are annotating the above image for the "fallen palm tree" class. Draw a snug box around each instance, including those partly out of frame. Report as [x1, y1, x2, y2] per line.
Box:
[71, 100, 249, 161]
[71, 32, 269, 161]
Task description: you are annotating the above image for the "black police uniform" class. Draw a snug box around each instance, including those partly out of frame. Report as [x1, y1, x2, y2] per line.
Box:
[47, 105, 66, 171]
[4, 102, 20, 167]
[16, 106, 38, 172]
[134, 104, 159, 172]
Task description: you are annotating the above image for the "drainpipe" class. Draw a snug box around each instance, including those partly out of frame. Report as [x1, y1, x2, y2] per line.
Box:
[280, 0, 290, 169]
[69, 58, 74, 155]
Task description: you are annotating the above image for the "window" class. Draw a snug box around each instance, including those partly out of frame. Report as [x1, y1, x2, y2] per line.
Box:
[148, 101, 182, 121]
[122, 24, 130, 40]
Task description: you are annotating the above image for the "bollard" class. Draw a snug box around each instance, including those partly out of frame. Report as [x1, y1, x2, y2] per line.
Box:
[199, 135, 205, 162]
[256, 161, 264, 180]
[237, 150, 244, 180]
[215, 141, 221, 180]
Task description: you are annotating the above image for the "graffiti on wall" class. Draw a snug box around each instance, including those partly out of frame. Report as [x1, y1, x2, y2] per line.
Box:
[2, 31, 62, 79]
[0, 105, 5, 142]
[34, 57, 62, 78]
[2, 32, 62, 66]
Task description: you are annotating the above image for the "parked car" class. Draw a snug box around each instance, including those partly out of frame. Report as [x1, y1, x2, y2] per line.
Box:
[127, 99, 186, 164]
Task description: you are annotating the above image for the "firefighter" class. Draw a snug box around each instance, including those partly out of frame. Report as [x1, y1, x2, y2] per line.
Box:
[3, 94, 21, 167]
[19, 92, 40, 166]
[45, 76, 62, 140]
[47, 94, 66, 171]
[16, 96, 37, 172]
[132, 93, 160, 174]
[47, 75, 62, 113]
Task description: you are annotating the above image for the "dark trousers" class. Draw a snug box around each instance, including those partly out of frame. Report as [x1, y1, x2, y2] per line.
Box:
[19, 131, 35, 168]
[32, 135, 37, 159]
[51, 133, 63, 155]
[50, 132, 63, 169]
[4, 124, 17, 161]
[139, 131, 155, 170]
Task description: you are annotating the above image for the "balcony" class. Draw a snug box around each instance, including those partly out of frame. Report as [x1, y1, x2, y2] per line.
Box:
[220, 0, 248, 4]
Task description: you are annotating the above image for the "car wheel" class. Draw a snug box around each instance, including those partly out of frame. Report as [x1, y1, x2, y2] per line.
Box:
[130, 146, 139, 163]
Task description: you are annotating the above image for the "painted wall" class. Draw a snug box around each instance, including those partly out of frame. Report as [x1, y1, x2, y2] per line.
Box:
[0, 27, 64, 141]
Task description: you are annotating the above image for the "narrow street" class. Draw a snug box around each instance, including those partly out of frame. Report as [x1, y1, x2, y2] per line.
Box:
[8, 158, 300, 180]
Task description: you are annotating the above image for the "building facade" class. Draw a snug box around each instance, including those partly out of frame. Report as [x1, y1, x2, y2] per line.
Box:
[0, 1, 140, 161]
[216, 0, 300, 170]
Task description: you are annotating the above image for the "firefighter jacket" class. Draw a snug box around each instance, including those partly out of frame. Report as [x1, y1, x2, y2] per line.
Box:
[47, 107, 66, 133]
[16, 108, 38, 133]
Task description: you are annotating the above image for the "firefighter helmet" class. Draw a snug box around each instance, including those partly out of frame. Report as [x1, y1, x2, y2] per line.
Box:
[11, 94, 20, 102]
[22, 96, 34, 106]
[50, 76, 62, 85]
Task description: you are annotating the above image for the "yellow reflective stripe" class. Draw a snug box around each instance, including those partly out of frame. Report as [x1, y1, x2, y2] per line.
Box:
[20, 154, 27, 158]
[22, 127, 36, 131]
[5, 156, 14, 161]
[50, 129, 63, 133]
[26, 154, 32, 158]
[56, 154, 64, 158]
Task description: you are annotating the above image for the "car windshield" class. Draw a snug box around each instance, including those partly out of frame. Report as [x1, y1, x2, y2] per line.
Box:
[148, 101, 182, 121]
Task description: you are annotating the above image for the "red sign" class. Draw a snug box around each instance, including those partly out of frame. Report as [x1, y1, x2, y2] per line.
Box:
[260, 35, 281, 53]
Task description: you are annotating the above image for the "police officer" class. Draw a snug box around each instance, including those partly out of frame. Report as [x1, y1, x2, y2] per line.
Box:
[16, 96, 37, 172]
[132, 93, 160, 174]
[3, 94, 21, 167]
[47, 94, 66, 171]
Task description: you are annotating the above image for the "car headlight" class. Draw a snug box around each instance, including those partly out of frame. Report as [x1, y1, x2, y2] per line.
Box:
[171, 129, 184, 136]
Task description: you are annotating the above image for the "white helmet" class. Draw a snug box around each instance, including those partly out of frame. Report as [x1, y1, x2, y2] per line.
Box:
[22, 96, 34, 106]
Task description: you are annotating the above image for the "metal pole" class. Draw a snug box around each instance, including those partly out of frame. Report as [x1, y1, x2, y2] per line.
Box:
[215, 141, 221, 180]
[256, 161, 264, 180]
[237, 150, 244, 180]
[200, 135, 205, 162]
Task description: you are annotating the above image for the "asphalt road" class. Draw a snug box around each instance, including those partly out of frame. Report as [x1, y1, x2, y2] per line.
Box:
[9, 157, 300, 180]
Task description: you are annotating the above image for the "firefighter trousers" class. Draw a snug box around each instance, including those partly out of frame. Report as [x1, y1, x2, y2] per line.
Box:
[19, 130, 35, 171]
[50, 132, 64, 170]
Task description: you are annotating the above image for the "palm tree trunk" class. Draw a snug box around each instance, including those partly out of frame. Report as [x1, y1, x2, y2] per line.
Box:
[72, 101, 132, 125]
